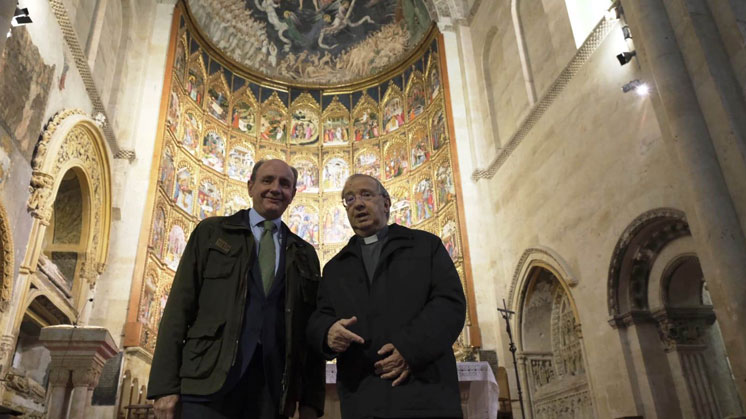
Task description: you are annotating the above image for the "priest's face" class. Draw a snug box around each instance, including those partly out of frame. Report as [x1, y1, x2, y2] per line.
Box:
[342, 175, 390, 237]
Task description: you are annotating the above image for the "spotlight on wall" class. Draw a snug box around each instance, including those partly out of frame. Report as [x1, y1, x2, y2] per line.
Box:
[621, 79, 649, 96]
[622, 25, 632, 40]
[616, 51, 636, 66]
[11, 7, 32, 27]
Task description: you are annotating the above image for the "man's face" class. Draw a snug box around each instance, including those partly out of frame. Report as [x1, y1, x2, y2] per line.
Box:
[248, 159, 296, 220]
[342, 176, 390, 237]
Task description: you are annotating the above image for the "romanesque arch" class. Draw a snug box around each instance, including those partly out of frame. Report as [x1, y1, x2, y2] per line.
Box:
[608, 208, 744, 417]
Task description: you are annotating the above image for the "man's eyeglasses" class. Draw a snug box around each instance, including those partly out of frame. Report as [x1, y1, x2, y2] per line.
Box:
[342, 191, 379, 208]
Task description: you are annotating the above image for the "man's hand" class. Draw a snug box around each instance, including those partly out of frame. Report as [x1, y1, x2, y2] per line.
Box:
[153, 394, 180, 419]
[326, 316, 364, 353]
[374, 343, 410, 387]
[299, 405, 318, 419]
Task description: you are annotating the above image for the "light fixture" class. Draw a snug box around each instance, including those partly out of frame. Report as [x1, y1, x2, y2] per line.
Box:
[11, 7, 32, 27]
[622, 25, 632, 40]
[616, 51, 636, 66]
[621, 79, 649, 96]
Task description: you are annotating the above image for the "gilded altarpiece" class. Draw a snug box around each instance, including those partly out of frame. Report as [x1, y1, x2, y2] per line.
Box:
[128, 7, 477, 358]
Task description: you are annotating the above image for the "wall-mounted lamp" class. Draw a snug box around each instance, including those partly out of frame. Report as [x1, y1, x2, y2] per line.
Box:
[622, 25, 632, 40]
[616, 51, 636, 66]
[621, 79, 649, 96]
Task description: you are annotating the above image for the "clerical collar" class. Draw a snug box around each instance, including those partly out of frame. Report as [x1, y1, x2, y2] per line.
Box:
[361, 225, 389, 245]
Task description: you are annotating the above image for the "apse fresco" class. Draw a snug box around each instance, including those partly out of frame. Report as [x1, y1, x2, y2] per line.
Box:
[186, 0, 432, 85]
[138, 15, 467, 352]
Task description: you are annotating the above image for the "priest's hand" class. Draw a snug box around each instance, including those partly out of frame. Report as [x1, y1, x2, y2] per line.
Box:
[154, 394, 180, 419]
[327, 316, 365, 353]
[375, 343, 411, 386]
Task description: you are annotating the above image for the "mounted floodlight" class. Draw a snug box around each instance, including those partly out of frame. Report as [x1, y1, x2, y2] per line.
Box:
[11, 7, 32, 27]
[616, 51, 636, 66]
[621, 79, 649, 96]
[622, 25, 632, 40]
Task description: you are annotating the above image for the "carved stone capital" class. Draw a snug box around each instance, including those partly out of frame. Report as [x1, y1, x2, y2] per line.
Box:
[26, 171, 55, 224]
[47, 368, 71, 387]
[72, 366, 102, 389]
[653, 307, 716, 352]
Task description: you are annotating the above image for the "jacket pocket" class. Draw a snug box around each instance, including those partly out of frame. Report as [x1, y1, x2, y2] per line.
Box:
[179, 319, 226, 379]
[202, 245, 238, 279]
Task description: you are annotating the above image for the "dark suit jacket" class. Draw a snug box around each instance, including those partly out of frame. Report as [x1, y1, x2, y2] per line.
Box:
[148, 210, 325, 417]
[307, 224, 466, 419]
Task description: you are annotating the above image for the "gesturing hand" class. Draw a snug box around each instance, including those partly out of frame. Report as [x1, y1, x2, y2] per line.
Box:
[154, 394, 180, 419]
[326, 316, 365, 353]
[374, 343, 410, 387]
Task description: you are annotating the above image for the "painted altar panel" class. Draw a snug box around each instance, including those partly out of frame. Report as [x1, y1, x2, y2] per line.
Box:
[134, 15, 474, 355]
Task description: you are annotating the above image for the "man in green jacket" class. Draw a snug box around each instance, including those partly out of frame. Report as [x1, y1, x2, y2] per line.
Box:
[148, 159, 325, 419]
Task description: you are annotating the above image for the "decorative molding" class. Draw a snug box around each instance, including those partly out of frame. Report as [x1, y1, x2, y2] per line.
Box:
[607, 208, 689, 321]
[114, 149, 137, 161]
[471, 18, 618, 182]
[508, 246, 577, 310]
[0, 203, 13, 312]
[48, 0, 121, 156]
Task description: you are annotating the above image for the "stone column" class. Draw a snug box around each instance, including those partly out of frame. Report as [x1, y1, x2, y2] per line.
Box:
[40, 326, 118, 419]
[620, 0, 746, 399]
[0, 0, 16, 56]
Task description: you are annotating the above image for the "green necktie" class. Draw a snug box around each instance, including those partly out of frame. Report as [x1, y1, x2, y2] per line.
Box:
[258, 220, 277, 294]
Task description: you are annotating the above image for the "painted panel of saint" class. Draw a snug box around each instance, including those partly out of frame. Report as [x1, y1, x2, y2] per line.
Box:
[198, 180, 222, 219]
[323, 115, 349, 145]
[407, 82, 426, 121]
[441, 220, 461, 261]
[227, 146, 254, 182]
[224, 194, 249, 217]
[181, 111, 201, 154]
[174, 41, 186, 82]
[390, 190, 413, 227]
[430, 109, 447, 151]
[167, 88, 180, 134]
[289, 109, 319, 145]
[353, 108, 379, 141]
[414, 177, 435, 223]
[201, 131, 226, 173]
[139, 275, 156, 325]
[287, 204, 319, 247]
[165, 224, 187, 270]
[355, 150, 380, 178]
[207, 87, 229, 122]
[429, 65, 441, 100]
[295, 159, 319, 193]
[186, 67, 204, 105]
[436, 163, 456, 208]
[411, 129, 430, 170]
[159, 149, 175, 194]
[323, 206, 353, 244]
[150, 208, 166, 258]
[383, 97, 405, 133]
[261, 107, 287, 144]
[384, 143, 408, 180]
[231, 101, 255, 134]
[172, 167, 194, 214]
[322, 157, 349, 192]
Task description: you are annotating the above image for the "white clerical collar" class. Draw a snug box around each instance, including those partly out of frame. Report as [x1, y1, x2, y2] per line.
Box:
[361, 225, 389, 245]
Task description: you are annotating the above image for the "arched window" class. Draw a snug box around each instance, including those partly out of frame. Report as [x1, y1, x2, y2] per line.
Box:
[565, 0, 611, 47]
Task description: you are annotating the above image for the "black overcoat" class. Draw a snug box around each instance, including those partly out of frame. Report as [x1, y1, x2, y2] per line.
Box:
[307, 224, 466, 419]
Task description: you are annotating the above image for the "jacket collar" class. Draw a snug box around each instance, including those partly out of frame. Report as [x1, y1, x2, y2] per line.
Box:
[222, 209, 306, 249]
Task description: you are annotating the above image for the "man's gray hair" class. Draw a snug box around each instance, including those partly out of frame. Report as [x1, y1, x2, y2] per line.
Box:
[249, 159, 298, 188]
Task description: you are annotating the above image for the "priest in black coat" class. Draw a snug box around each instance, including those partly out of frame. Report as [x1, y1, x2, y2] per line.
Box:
[307, 174, 466, 419]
